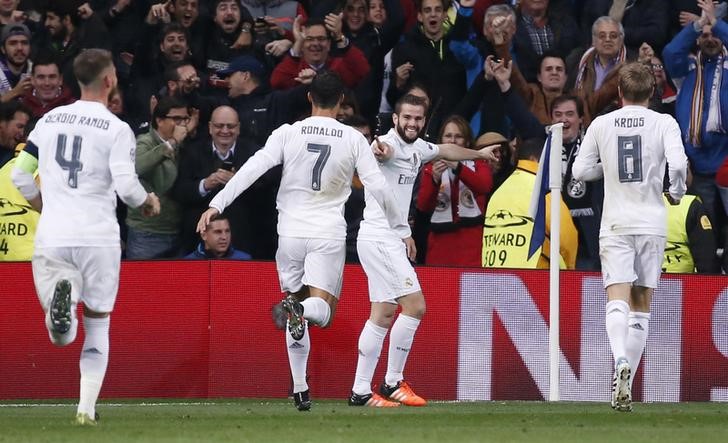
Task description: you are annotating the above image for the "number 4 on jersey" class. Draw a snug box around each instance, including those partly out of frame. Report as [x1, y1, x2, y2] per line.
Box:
[55, 134, 83, 188]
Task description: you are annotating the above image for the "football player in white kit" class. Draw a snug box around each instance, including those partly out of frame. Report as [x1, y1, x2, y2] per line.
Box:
[11, 49, 161, 425]
[196, 71, 410, 411]
[573, 62, 687, 412]
[349, 94, 499, 407]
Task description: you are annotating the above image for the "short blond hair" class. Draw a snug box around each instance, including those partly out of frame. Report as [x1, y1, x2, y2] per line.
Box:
[618, 62, 655, 102]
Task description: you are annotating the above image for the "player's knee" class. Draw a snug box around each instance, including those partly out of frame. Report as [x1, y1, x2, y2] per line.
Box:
[400, 294, 426, 319]
[406, 303, 426, 320]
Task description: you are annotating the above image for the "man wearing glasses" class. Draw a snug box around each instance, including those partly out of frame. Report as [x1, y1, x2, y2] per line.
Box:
[173, 105, 279, 258]
[125, 96, 191, 259]
[270, 16, 370, 90]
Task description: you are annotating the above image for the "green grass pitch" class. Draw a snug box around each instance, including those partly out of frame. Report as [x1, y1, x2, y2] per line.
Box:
[1, 399, 726, 443]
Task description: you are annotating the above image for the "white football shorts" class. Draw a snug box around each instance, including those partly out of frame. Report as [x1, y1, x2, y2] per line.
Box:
[357, 238, 421, 304]
[32, 246, 121, 313]
[599, 234, 666, 289]
[275, 236, 346, 298]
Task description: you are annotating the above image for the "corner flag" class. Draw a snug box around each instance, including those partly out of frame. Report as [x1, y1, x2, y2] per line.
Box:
[527, 133, 553, 259]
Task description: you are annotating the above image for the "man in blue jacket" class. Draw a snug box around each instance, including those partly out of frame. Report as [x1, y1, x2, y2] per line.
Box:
[663, 0, 728, 242]
[185, 214, 251, 260]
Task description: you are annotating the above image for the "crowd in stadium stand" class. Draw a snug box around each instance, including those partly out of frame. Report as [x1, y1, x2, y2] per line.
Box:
[0, 0, 726, 273]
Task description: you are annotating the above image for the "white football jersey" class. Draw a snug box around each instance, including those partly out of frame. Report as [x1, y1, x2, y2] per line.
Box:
[573, 105, 688, 237]
[358, 128, 439, 241]
[210, 116, 406, 240]
[29, 100, 147, 248]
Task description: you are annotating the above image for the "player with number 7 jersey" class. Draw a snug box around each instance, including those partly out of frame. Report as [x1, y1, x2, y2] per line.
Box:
[198, 72, 409, 411]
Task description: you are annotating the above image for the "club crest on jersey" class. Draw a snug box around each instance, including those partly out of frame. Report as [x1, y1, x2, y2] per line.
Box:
[567, 177, 586, 199]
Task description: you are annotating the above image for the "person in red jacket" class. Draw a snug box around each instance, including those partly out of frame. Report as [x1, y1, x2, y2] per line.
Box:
[270, 15, 369, 90]
[416, 116, 497, 266]
[19, 56, 75, 120]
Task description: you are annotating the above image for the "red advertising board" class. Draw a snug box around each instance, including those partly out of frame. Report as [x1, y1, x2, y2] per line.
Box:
[1, 262, 726, 401]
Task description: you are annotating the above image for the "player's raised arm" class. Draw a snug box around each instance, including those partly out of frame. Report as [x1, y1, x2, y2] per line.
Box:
[11, 142, 42, 212]
[207, 127, 286, 214]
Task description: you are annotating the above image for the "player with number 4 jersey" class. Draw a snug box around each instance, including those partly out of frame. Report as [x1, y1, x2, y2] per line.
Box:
[11, 49, 160, 426]
[197, 72, 409, 412]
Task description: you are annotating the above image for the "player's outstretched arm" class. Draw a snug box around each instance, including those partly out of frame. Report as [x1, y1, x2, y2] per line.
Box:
[437, 142, 499, 162]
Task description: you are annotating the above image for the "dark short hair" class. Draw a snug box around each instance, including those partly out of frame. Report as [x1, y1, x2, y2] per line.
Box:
[163, 61, 195, 83]
[550, 94, 583, 118]
[73, 49, 113, 86]
[47, 0, 83, 27]
[415, 0, 449, 13]
[537, 51, 566, 72]
[0, 100, 30, 123]
[152, 96, 189, 129]
[394, 94, 428, 114]
[160, 22, 189, 42]
[342, 114, 369, 129]
[309, 71, 345, 109]
[517, 136, 546, 160]
[31, 53, 61, 75]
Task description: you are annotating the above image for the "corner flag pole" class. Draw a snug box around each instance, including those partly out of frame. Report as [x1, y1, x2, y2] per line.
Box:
[548, 123, 563, 402]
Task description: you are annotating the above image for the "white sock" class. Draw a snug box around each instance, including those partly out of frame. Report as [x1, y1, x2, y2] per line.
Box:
[385, 314, 420, 387]
[77, 316, 110, 418]
[605, 300, 630, 366]
[301, 297, 330, 326]
[626, 312, 650, 373]
[46, 308, 78, 346]
[352, 321, 389, 395]
[286, 320, 310, 393]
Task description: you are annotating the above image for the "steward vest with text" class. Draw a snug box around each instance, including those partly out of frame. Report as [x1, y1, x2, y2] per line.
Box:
[482, 168, 540, 268]
[0, 156, 39, 261]
[663, 194, 697, 273]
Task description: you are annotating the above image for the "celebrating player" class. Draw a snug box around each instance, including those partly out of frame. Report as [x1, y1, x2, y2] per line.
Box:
[196, 71, 409, 411]
[11, 49, 160, 425]
[573, 62, 688, 411]
[349, 95, 499, 407]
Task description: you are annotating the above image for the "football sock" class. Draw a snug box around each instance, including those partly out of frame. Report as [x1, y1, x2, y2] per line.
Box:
[78, 316, 110, 418]
[286, 320, 310, 393]
[352, 320, 389, 395]
[605, 300, 630, 366]
[301, 297, 330, 326]
[385, 314, 420, 387]
[626, 311, 650, 377]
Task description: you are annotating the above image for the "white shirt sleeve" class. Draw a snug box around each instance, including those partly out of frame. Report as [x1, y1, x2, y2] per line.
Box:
[109, 126, 148, 208]
[663, 116, 688, 201]
[209, 127, 285, 213]
[356, 137, 411, 238]
[572, 123, 604, 182]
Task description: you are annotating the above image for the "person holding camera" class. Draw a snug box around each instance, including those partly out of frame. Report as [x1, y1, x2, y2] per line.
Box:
[174, 105, 279, 258]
